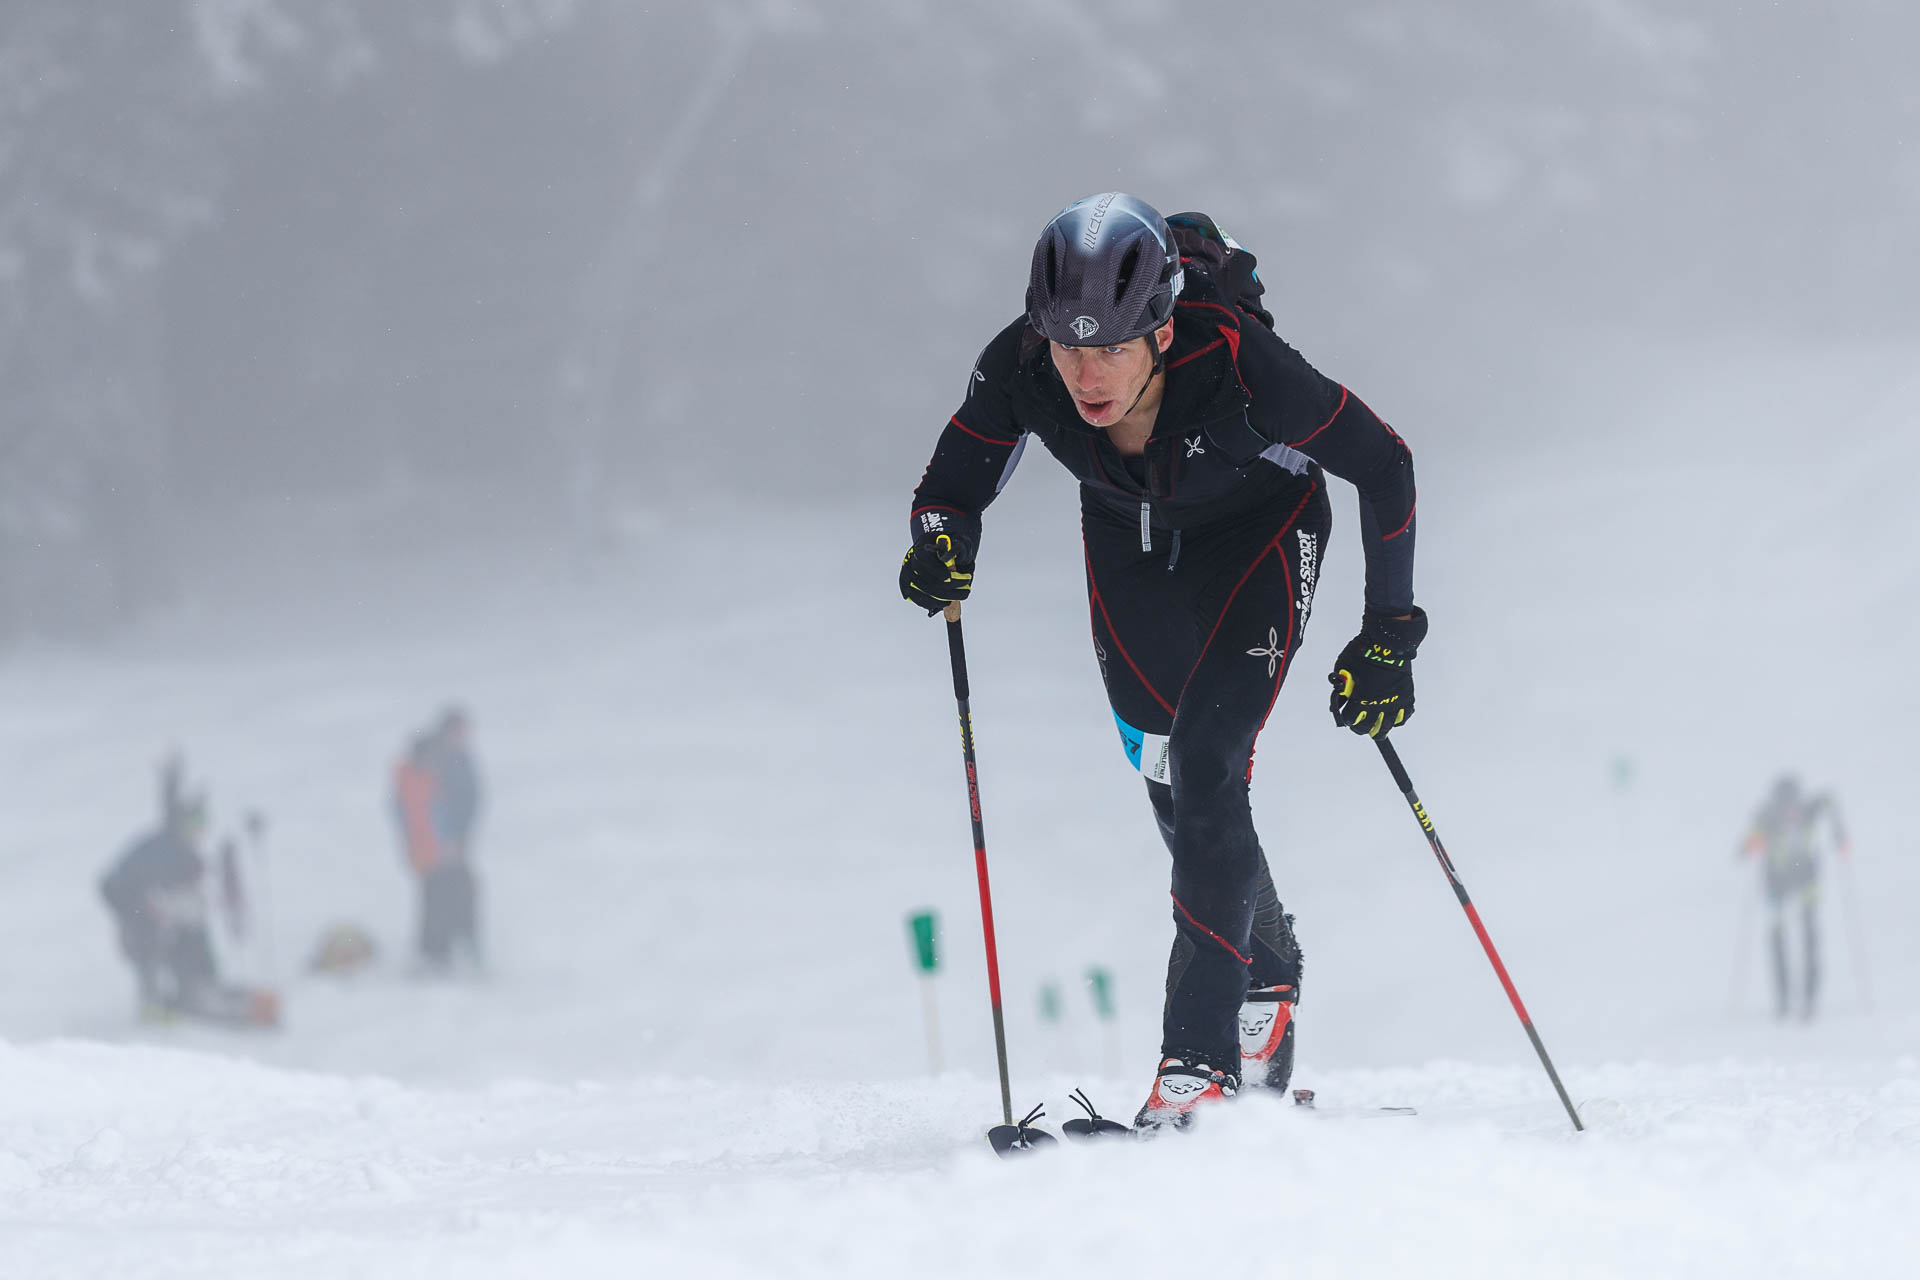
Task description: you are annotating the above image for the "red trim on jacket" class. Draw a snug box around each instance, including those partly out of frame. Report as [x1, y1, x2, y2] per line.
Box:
[947, 415, 1019, 448]
[1174, 301, 1246, 381]
[1167, 337, 1225, 370]
[1285, 385, 1349, 449]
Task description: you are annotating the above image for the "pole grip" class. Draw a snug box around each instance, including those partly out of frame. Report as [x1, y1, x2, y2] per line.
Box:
[944, 603, 969, 700]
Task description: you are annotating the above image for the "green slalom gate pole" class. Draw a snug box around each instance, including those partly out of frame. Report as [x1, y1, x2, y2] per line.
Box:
[1086, 966, 1119, 1079]
[942, 601, 1015, 1128]
[1038, 980, 1063, 1073]
[1086, 967, 1116, 1021]
[1376, 738, 1584, 1133]
[907, 910, 943, 1074]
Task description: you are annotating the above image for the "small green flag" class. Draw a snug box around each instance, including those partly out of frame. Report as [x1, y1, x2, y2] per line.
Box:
[908, 911, 939, 975]
[1086, 966, 1115, 1021]
[1039, 981, 1062, 1024]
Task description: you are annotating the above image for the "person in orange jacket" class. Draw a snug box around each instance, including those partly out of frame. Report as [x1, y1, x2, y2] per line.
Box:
[392, 708, 484, 971]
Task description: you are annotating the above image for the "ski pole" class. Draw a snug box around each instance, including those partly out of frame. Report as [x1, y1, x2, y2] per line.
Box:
[1728, 882, 1757, 1015]
[1836, 853, 1874, 1012]
[943, 601, 1014, 1128]
[1375, 739, 1584, 1132]
[245, 810, 276, 983]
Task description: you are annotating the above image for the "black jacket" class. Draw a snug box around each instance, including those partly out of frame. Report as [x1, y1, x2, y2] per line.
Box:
[910, 269, 1417, 610]
[100, 826, 202, 914]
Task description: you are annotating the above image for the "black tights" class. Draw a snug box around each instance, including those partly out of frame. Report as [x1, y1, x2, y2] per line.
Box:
[1083, 482, 1329, 1064]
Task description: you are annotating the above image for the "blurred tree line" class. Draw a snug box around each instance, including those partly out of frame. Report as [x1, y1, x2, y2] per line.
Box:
[2, 1, 1913, 641]
[0, 0, 581, 639]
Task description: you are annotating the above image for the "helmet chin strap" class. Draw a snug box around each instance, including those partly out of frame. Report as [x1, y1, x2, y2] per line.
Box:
[1117, 336, 1167, 419]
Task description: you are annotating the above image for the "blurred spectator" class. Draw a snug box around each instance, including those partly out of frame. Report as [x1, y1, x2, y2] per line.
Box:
[98, 791, 275, 1026]
[1739, 774, 1849, 1021]
[100, 793, 213, 1016]
[393, 706, 485, 972]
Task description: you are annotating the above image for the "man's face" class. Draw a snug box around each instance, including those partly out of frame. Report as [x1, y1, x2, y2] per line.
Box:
[1048, 321, 1173, 427]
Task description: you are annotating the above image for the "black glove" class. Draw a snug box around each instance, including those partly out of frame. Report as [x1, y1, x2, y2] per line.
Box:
[1328, 607, 1428, 738]
[899, 511, 979, 615]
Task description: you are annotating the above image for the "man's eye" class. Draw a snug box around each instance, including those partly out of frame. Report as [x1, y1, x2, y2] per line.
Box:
[1104, 346, 1124, 355]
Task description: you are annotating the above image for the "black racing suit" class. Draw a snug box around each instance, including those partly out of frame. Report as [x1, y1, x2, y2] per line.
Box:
[909, 269, 1418, 1067]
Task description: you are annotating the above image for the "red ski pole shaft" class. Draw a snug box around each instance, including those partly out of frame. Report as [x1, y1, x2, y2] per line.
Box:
[944, 602, 1014, 1127]
[1376, 739, 1584, 1132]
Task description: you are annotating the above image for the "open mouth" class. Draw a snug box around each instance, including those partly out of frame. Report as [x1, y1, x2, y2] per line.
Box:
[1077, 397, 1116, 419]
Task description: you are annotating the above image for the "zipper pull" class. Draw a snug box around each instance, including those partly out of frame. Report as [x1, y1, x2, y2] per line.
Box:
[1139, 502, 1152, 552]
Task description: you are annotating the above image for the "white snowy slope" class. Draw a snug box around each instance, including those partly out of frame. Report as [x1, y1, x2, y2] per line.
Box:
[2, 345, 1917, 1276]
[3, 1040, 1917, 1279]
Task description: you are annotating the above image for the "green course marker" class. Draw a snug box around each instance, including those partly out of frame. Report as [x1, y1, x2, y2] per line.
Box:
[908, 910, 940, 975]
[1086, 966, 1116, 1020]
[1039, 981, 1062, 1024]
[908, 910, 943, 1074]
[1087, 966, 1119, 1077]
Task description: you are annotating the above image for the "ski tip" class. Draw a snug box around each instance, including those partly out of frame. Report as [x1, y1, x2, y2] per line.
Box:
[1061, 1116, 1134, 1141]
[986, 1123, 1057, 1156]
[988, 1102, 1058, 1156]
[1292, 1087, 1416, 1117]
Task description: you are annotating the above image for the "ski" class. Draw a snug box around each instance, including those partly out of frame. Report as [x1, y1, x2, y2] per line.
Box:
[1058, 1089, 1419, 1140]
[1037, 1085, 1418, 1150]
[1290, 1087, 1417, 1117]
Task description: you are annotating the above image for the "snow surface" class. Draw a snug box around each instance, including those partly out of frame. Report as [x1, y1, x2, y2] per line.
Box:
[4, 349, 1918, 1275]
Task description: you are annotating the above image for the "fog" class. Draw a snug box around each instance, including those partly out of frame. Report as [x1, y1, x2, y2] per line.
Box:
[5, 1, 1914, 629]
[3, 3, 1918, 1276]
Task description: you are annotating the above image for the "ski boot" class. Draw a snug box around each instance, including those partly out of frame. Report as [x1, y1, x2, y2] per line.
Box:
[1239, 983, 1297, 1091]
[1133, 1053, 1238, 1133]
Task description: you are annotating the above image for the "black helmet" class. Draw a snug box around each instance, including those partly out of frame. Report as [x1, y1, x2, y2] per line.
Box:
[1026, 193, 1184, 347]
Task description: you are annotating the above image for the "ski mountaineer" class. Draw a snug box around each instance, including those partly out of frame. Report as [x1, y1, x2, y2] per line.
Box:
[1739, 773, 1849, 1020]
[99, 793, 276, 1027]
[900, 194, 1423, 1131]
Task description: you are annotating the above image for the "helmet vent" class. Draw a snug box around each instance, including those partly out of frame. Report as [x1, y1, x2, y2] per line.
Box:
[1114, 243, 1141, 303]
